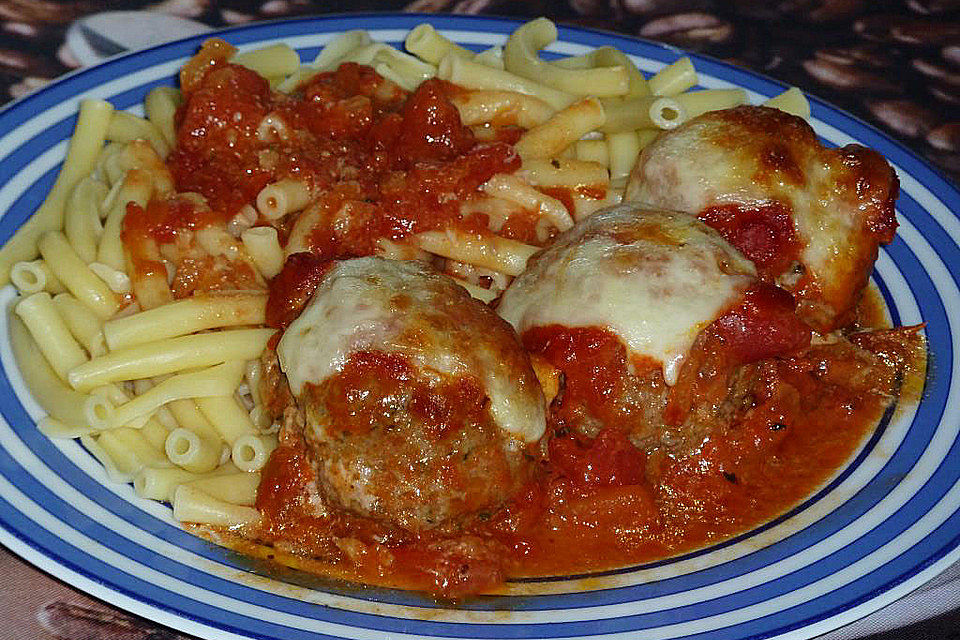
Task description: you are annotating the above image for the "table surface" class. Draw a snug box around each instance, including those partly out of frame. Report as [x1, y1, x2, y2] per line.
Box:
[0, 1, 958, 639]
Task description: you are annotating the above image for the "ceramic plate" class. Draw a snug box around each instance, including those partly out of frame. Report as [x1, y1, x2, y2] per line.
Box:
[1, 13, 958, 640]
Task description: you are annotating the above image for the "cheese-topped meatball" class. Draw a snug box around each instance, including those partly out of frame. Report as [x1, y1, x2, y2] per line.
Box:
[275, 256, 544, 532]
[498, 206, 811, 458]
[625, 105, 898, 332]
[498, 206, 758, 385]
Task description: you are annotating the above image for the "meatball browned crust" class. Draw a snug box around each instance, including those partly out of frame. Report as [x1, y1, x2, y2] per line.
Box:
[274, 256, 545, 532]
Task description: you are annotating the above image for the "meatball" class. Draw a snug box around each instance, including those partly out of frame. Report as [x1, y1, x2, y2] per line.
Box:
[498, 206, 759, 386]
[275, 256, 544, 531]
[497, 206, 810, 459]
[624, 105, 898, 332]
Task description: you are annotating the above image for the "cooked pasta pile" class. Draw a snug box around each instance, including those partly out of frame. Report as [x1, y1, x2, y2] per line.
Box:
[1, 19, 810, 532]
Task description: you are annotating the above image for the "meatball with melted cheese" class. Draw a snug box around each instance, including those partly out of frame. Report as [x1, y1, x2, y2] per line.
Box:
[275, 256, 544, 532]
[625, 105, 898, 332]
[497, 206, 811, 460]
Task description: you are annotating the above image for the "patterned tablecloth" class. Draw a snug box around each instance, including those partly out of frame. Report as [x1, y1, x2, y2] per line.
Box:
[0, 2, 958, 639]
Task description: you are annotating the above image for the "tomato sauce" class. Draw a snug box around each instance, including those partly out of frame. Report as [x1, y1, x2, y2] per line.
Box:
[522, 325, 648, 434]
[123, 197, 224, 245]
[165, 60, 519, 260]
[170, 57, 273, 221]
[538, 185, 607, 219]
[254, 440, 509, 595]
[313, 350, 487, 439]
[243, 310, 915, 591]
[710, 283, 812, 365]
[481, 338, 904, 578]
[121, 201, 170, 285]
[699, 201, 802, 278]
[264, 252, 331, 330]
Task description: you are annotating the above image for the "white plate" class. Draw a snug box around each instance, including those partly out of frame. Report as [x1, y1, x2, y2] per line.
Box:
[1, 14, 958, 640]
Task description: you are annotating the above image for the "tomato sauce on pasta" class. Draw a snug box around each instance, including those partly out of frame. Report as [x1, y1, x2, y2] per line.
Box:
[167, 46, 533, 261]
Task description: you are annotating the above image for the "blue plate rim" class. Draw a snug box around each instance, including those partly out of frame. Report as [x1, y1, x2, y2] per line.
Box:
[0, 12, 958, 640]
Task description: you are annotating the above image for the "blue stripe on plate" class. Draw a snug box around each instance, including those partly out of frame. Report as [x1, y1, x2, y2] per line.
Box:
[0, 166, 58, 245]
[873, 270, 902, 327]
[0, 498, 355, 640]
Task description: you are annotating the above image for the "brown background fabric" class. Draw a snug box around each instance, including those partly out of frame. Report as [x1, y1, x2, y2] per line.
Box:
[1, 0, 958, 182]
[0, 1, 959, 639]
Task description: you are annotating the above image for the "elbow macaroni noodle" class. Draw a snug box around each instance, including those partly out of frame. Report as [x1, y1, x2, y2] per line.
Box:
[1, 18, 810, 530]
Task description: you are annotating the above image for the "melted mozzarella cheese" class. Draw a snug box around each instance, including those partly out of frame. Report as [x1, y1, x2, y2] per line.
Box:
[624, 106, 898, 330]
[625, 111, 844, 285]
[277, 257, 545, 442]
[497, 206, 756, 385]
